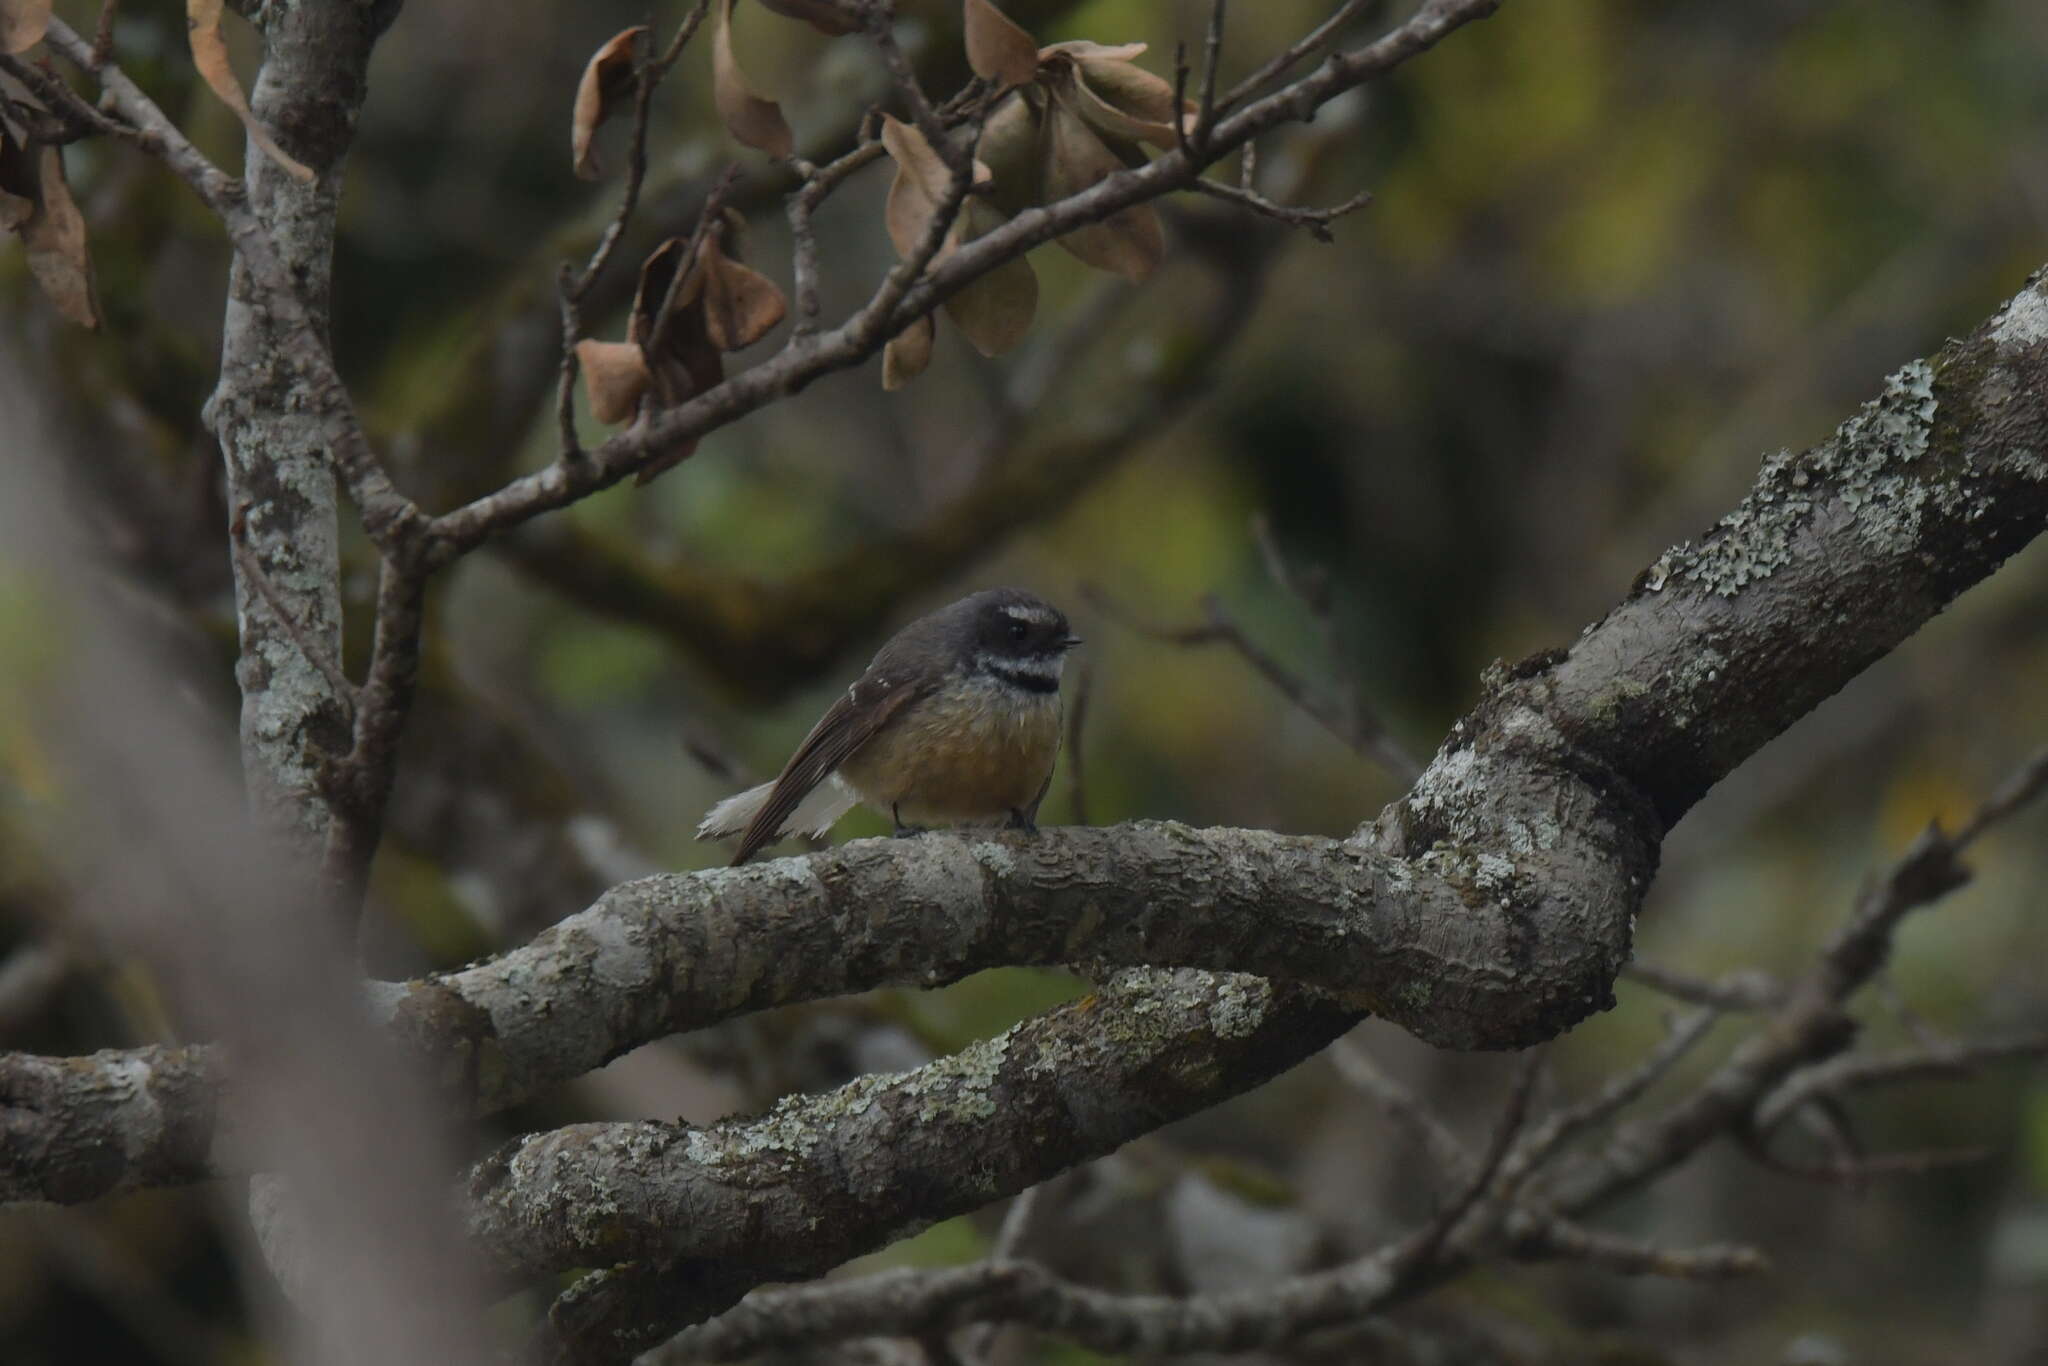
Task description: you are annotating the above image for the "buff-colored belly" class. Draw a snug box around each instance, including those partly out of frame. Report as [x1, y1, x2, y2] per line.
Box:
[838, 681, 1060, 823]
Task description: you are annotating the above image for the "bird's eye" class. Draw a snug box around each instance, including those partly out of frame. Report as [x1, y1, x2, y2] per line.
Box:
[1008, 619, 1028, 641]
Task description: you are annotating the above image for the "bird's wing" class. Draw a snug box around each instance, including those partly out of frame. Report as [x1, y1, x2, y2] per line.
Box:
[732, 668, 931, 865]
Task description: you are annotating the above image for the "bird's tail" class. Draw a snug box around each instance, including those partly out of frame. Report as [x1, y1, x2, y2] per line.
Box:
[695, 774, 858, 846]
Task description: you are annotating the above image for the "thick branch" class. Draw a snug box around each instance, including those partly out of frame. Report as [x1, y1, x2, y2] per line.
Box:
[0, 1047, 226, 1204]
[5, 244, 2047, 1366]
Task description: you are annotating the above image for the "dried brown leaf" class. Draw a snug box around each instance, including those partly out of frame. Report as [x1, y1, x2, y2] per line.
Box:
[880, 114, 950, 258]
[186, 0, 316, 183]
[1043, 94, 1161, 281]
[572, 26, 646, 181]
[1067, 53, 1190, 149]
[628, 236, 704, 342]
[13, 144, 100, 329]
[699, 235, 787, 351]
[1, 0, 51, 54]
[756, 0, 859, 36]
[1044, 40, 1148, 63]
[713, 0, 795, 158]
[633, 322, 721, 484]
[882, 312, 934, 390]
[942, 198, 1036, 357]
[963, 0, 1040, 91]
[575, 338, 651, 425]
[976, 91, 1042, 215]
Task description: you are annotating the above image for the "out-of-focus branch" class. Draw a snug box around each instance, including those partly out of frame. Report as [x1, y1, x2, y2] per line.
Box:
[5, 265, 2047, 1243]
[498, 226, 1274, 696]
[1544, 741, 2048, 1219]
[0, 1046, 227, 1204]
[1084, 520, 1423, 787]
[648, 1057, 1756, 1364]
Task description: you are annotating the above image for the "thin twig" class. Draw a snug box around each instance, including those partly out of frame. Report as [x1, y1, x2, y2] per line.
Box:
[1330, 1035, 1469, 1180]
[229, 503, 358, 719]
[89, 0, 119, 70]
[320, 562, 427, 913]
[1083, 581, 1421, 785]
[1188, 177, 1372, 242]
[38, 18, 427, 560]
[1218, 0, 1384, 112]
[1622, 960, 1783, 1011]
[1064, 661, 1094, 826]
[1755, 1032, 2048, 1133]
[1185, 0, 1227, 157]
[957, 1180, 1051, 1363]
[1546, 741, 2048, 1219]
[644, 165, 742, 362]
[427, 0, 1508, 550]
[1952, 744, 2048, 849]
[1518, 1223, 1767, 1280]
[865, 0, 955, 169]
[1400, 1050, 1542, 1273]
[1496, 1007, 1717, 1197]
[787, 121, 889, 336]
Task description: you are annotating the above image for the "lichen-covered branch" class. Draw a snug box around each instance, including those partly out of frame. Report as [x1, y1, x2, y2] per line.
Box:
[2, 258, 2044, 1360]
[0, 1047, 227, 1205]
[504, 969, 1354, 1361]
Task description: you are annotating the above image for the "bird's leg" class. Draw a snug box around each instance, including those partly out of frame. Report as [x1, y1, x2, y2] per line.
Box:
[892, 803, 927, 838]
[1007, 807, 1038, 834]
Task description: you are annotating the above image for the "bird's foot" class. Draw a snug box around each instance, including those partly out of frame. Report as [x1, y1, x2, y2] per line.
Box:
[891, 804, 927, 839]
[1007, 808, 1039, 835]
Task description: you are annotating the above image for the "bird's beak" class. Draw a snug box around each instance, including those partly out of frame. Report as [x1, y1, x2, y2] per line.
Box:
[1061, 635, 1083, 649]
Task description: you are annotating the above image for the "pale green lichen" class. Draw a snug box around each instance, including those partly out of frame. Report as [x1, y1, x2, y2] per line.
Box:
[1643, 360, 1939, 598]
[968, 841, 1016, 878]
[1472, 853, 1517, 896]
[1989, 284, 2048, 349]
[1207, 976, 1272, 1040]
[912, 1034, 1010, 1125]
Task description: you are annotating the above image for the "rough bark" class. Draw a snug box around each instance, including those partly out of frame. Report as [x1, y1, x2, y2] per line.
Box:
[465, 270, 2048, 1315]
[6, 270, 2039, 1358]
[0, 1047, 227, 1205]
[209, 1, 386, 852]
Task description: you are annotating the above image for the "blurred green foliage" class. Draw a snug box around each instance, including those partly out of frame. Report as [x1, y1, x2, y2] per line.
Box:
[4, 0, 2048, 1361]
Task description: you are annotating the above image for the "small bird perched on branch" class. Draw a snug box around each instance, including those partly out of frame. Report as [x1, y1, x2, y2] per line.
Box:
[698, 588, 1082, 865]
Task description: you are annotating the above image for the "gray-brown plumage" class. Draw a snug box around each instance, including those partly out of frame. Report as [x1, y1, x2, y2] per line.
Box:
[697, 588, 1080, 865]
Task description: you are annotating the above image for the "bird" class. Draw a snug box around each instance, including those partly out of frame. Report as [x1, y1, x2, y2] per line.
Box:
[698, 588, 1082, 865]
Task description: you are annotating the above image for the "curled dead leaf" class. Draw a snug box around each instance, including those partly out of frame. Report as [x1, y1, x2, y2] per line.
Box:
[882, 313, 934, 390]
[574, 339, 651, 425]
[572, 26, 646, 181]
[963, 0, 1039, 91]
[5, 141, 102, 329]
[878, 116, 1035, 363]
[880, 114, 953, 258]
[187, 0, 316, 183]
[1, 0, 51, 54]
[1061, 48, 1192, 149]
[713, 0, 795, 159]
[698, 235, 788, 351]
[1042, 93, 1161, 281]
[942, 198, 1036, 357]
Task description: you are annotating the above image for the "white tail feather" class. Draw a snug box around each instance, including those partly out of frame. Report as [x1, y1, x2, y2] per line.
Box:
[696, 775, 858, 844]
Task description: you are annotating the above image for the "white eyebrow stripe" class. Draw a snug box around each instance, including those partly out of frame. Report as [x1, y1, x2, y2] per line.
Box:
[973, 650, 1065, 678]
[1000, 604, 1058, 627]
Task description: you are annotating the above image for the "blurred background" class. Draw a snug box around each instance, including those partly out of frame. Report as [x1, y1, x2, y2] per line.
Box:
[3, 0, 2048, 1361]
